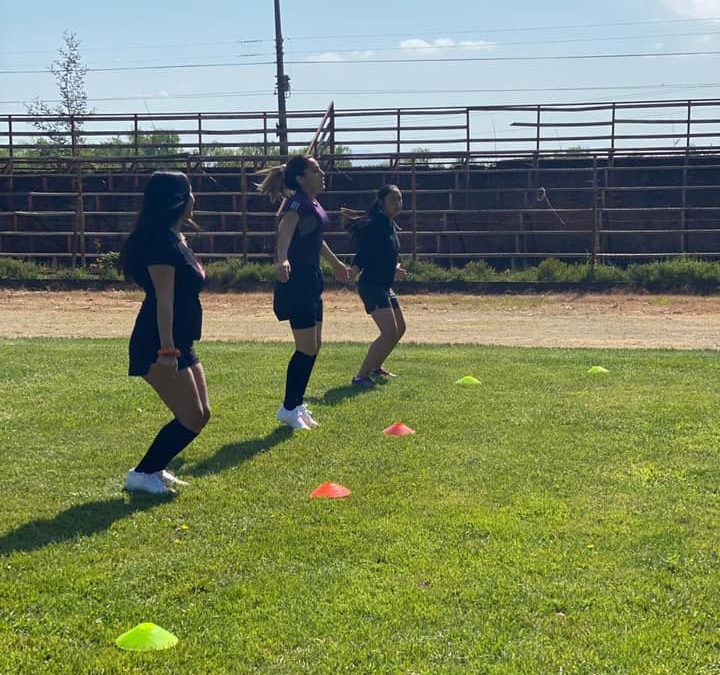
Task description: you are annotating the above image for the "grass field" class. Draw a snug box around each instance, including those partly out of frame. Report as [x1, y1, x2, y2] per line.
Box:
[2, 339, 720, 674]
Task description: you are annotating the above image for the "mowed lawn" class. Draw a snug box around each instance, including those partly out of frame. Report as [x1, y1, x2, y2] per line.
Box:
[2, 339, 720, 674]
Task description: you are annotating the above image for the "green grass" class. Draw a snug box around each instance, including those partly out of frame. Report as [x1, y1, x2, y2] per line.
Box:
[2, 340, 720, 673]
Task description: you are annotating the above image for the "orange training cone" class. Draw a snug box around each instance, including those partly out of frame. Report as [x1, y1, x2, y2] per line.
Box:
[383, 422, 416, 436]
[309, 482, 352, 499]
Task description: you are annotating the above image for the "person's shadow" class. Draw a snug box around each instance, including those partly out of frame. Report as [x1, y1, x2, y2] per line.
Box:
[0, 495, 169, 557]
[183, 426, 293, 478]
[306, 383, 378, 407]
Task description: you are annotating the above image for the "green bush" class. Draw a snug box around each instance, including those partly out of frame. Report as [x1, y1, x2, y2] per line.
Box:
[627, 258, 720, 292]
[404, 260, 454, 281]
[205, 259, 276, 288]
[87, 251, 121, 279]
[0, 258, 48, 279]
[5, 254, 720, 293]
[458, 260, 497, 282]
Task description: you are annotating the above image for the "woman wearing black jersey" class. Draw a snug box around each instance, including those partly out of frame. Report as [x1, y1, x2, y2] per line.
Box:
[258, 155, 350, 430]
[345, 185, 407, 388]
[119, 171, 210, 495]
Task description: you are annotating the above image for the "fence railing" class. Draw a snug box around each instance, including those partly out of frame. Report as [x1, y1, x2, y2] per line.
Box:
[2, 98, 720, 266]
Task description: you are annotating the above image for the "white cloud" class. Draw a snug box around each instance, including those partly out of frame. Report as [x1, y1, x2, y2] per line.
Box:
[399, 37, 495, 55]
[307, 52, 344, 62]
[458, 40, 496, 51]
[661, 0, 720, 18]
[304, 37, 493, 62]
[305, 50, 375, 63]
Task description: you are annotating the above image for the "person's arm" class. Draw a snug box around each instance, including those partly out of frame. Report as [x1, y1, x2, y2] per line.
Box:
[276, 211, 299, 282]
[349, 221, 370, 280]
[321, 240, 350, 282]
[148, 265, 178, 371]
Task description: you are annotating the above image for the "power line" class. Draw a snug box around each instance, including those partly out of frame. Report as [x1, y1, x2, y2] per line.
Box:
[7, 30, 715, 71]
[2, 83, 720, 106]
[1, 16, 719, 59]
[285, 30, 718, 57]
[2, 49, 720, 75]
[285, 16, 720, 40]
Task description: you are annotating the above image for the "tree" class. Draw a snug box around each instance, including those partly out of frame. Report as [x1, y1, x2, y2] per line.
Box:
[25, 31, 92, 151]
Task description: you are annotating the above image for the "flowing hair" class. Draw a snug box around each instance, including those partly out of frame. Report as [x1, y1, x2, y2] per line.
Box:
[256, 155, 314, 205]
[118, 171, 195, 283]
[341, 184, 400, 241]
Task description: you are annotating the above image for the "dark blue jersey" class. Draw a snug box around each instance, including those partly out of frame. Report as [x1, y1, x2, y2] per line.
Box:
[132, 229, 205, 346]
[352, 212, 400, 289]
[281, 190, 328, 269]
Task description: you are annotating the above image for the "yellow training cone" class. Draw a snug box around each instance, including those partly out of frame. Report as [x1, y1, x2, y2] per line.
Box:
[115, 623, 178, 651]
[588, 366, 609, 374]
[456, 375, 481, 386]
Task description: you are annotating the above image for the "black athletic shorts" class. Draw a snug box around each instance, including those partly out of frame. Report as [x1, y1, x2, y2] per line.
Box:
[273, 266, 324, 329]
[358, 280, 400, 315]
[129, 340, 200, 377]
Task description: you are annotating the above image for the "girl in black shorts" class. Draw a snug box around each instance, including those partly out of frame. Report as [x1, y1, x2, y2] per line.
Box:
[258, 155, 350, 430]
[344, 185, 407, 388]
[119, 171, 210, 494]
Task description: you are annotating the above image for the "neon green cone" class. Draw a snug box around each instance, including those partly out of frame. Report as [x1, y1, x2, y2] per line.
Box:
[588, 366, 609, 374]
[456, 375, 481, 386]
[115, 623, 178, 651]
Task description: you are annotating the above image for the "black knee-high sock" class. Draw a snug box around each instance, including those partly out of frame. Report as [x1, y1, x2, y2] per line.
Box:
[283, 351, 316, 410]
[297, 353, 317, 406]
[135, 419, 199, 474]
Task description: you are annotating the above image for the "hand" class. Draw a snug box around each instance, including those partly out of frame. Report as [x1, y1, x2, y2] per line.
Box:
[150, 354, 178, 375]
[349, 265, 361, 282]
[276, 260, 291, 283]
[394, 265, 407, 281]
[334, 264, 351, 283]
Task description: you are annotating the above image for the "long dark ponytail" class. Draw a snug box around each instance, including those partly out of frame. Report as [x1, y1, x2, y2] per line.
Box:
[119, 171, 193, 282]
[256, 155, 313, 204]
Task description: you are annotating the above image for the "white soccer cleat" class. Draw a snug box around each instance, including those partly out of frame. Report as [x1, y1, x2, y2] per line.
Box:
[124, 469, 175, 495]
[155, 469, 189, 487]
[276, 405, 311, 430]
[298, 404, 319, 428]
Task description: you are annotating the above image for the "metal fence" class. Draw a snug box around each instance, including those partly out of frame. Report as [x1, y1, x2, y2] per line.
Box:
[2, 98, 720, 265]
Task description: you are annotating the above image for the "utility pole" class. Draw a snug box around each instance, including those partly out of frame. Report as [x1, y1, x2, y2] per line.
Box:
[274, 0, 290, 159]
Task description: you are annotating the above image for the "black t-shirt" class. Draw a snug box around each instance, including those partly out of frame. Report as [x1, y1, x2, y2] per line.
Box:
[132, 229, 206, 346]
[352, 212, 400, 289]
[280, 190, 328, 269]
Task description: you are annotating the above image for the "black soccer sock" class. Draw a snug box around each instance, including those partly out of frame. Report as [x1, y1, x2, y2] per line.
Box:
[135, 419, 199, 474]
[297, 353, 317, 406]
[283, 351, 316, 410]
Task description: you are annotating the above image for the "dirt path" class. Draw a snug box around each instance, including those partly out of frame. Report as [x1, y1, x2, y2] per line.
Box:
[0, 291, 720, 349]
[1, 289, 719, 349]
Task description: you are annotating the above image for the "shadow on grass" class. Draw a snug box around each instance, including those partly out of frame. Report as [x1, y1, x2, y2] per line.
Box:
[0, 494, 170, 556]
[184, 426, 293, 478]
[306, 382, 381, 406]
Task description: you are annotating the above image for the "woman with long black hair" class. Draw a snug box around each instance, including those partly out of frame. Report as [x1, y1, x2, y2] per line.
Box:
[258, 155, 350, 430]
[344, 184, 407, 388]
[119, 171, 210, 494]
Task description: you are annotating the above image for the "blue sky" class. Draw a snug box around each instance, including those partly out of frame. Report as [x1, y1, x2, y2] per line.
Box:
[1, 0, 720, 115]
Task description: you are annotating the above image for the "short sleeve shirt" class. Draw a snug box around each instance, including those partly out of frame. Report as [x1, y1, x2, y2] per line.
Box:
[280, 190, 328, 268]
[133, 230, 206, 345]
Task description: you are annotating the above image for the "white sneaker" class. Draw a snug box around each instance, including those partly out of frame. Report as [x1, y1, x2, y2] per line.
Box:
[276, 405, 311, 430]
[124, 469, 175, 495]
[298, 404, 319, 428]
[155, 469, 189, 487]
